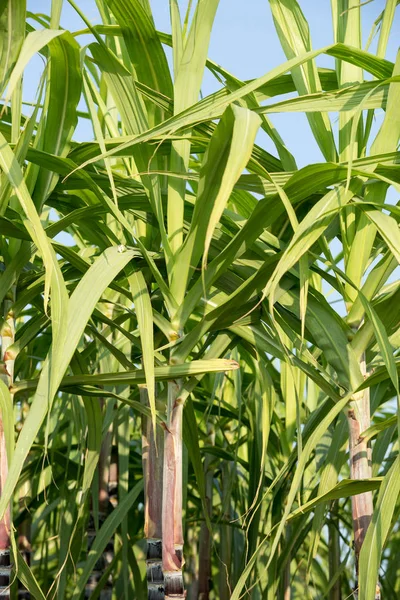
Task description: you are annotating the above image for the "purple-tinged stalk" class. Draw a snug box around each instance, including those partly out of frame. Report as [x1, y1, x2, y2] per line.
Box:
[162, 380, 184, 599]
[347, 352, 379, 599]
[141, 386, 164, 600]
[0, 288, 15, 600]
[198, 424, 215, 600]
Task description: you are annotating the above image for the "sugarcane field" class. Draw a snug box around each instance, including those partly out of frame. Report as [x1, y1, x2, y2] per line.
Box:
[0, 0, 399, 598]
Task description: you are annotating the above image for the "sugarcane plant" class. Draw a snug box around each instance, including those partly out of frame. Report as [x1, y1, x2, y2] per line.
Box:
[0, 0, 399, 599]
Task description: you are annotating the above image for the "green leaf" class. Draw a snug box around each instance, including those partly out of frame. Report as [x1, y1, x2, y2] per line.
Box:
[0, 380, 14, 463]
[0, 0, 26, 95]
[288, 478, 382, 522]
[71, 479, 143, 599]
[230, 392, 353, 600]
[32, 31, 82, 210]
[128, 270, 156, 432]
[269, 0, 337, 161]
[2, 29, 64, 105]
[0, 246, 135, 521]
[257, 79, 390, 114]
[13, 359, 240, 395]
[171, 104, 261, 308]
[359, 456, 400, 600]
[15, 551, 46, 600]
[361, 208, 400, 264]
[183, 398, 211, 531]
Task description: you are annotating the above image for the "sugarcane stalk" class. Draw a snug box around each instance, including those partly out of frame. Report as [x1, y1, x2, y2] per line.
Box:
[347, 351, 380, 599]
[141, 386, 164, 600]
[0, 287, 16, 600]
[162, 379, 185, 599]
[198, 424, 214, 600]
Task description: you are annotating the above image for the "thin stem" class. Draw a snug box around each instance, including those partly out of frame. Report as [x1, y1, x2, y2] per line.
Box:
[162, 380, 185, 599]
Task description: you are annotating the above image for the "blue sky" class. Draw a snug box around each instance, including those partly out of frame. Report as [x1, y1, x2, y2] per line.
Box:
[26, 0, 400, 168]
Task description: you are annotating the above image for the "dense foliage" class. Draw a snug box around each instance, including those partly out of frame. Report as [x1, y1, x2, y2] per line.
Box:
[0, 1, 399, 599]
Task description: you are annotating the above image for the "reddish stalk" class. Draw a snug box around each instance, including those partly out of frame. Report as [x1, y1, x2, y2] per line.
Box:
[141, 386, 164, 600]
[0, 289, 15, 600]
[162, 380, 185, 599]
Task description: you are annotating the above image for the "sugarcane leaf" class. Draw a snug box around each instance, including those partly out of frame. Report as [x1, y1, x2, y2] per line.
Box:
[370, 50, 400, 157]
[106, 0, 173, 110]
[32, 31, 82, 209]
[376, 0, 398, 58]
[278, 287, 362, 390]
[128, 270, 157, 433]
[69, 40, 397, 174]
[358, 293, 399, 396]
[288, 478, 382, 522]
[357, 360, 400, 391]
[2, 29, 64, 105]
[307, 414, 348, 567]
[0, 380, 14, 462]
[269, 0, 337, 161]
[359, 456, 400, 600]
[0, 246, 134, 521]
[12, 359, 240, 395]
[202, 106, 260, 270]
[67, 45, 333, 170]
[230, 392, 352, 600]
[257, 80, 390, 113]
[0, 0, 26, 95]
[183, 398, 212, 531]
[361, 208, 400, 264]
[15, 551, 47, 600]
[361, 415, 397, 444]
[171, 104, 260, 305]
[166, 0, 219, 255]
[71, 479, 143, 599]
